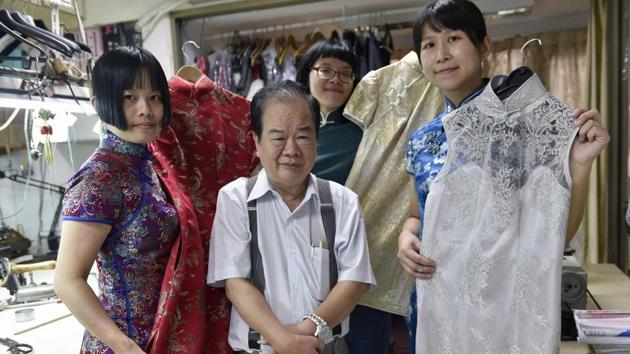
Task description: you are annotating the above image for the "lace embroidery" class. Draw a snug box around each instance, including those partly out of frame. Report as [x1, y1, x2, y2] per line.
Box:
[416, 75, 577, 354]
[461, 243, 492, 316]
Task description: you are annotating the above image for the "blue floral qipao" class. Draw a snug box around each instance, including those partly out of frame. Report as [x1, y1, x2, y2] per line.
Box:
[404, 81, 487, 353]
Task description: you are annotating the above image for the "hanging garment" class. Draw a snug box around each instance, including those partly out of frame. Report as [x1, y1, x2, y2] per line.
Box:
[146, 74, 258, 354]
[378, 27, 393, 67]
[366, 31, 382, 73]
[415, 74, 578, 354]
[260, 41, 281, 85]
[343, 51, 442, 315]
[207, 50, 220, 80]
[197, 54, 207, 75]
[357, 30, 368, 78]
[234, 45, 253, 97]
[216, 50, 233, 90]
[280, 54, 296, 82]
[247, 78, 264, 100]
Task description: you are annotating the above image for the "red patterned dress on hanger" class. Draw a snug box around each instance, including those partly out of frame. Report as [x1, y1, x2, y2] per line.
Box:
[146, 74, 258, 354]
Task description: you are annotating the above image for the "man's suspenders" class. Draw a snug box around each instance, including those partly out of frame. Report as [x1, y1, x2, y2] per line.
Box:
[245, 175, 341, 351]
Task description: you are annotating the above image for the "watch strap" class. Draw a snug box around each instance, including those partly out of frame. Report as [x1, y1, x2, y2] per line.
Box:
[302, 312, 328, 329]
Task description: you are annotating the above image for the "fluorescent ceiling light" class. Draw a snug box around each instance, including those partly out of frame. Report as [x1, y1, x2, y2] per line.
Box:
[496, 7, 530, 16]
[0, 96, 96, 116]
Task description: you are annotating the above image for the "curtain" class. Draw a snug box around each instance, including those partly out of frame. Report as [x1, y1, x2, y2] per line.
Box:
[583, 0, 608, 264]
[484, 30, 587, 109]
[584, 0, 625, 266]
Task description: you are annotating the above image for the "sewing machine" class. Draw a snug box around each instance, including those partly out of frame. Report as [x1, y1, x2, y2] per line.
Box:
[0, 256, 85, 353]
[0, 257, 57, 304]
[561, 255, 588, 340]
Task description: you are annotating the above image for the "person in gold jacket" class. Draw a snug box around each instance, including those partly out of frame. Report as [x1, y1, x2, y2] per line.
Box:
[340, 43, 443, 353]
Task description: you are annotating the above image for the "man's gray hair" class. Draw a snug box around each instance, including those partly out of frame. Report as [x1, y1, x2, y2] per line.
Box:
[250, 80, 319, 137]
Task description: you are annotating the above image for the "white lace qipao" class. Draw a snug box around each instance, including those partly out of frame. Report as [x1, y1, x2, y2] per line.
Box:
[416, 74, 578, 354]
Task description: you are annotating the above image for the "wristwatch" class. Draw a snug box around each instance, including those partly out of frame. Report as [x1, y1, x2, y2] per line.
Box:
[302, 312, 334, 344]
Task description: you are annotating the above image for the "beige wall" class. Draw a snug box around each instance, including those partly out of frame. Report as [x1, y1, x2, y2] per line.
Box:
[83, 0, 169, 27]
[82, 0, 176, 77]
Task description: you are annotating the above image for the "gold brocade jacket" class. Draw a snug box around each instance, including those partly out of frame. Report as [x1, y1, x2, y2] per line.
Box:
[343, 51, 443, 315]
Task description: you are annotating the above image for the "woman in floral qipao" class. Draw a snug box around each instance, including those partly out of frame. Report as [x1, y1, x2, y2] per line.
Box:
[55, 46, 178, 354]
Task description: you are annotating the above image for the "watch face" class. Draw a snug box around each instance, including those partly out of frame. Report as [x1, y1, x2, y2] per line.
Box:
[315, 325, 334, 344]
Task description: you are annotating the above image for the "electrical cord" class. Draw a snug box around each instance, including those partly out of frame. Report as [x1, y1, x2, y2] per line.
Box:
[0, 107, 20, 132]
[587, 288, 603, 310]
[66, 119, 75, 171]
[0, 109, 32, 220]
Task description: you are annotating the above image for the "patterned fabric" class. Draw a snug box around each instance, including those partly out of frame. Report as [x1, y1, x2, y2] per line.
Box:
[147, 74, 258, 354]
[343, 51, 443, 315]
[62, 129, 179, 354]
[312, 107, 363, 185]
[405, 80, 488, 237]
[404, 81, 488, 353]
[415, 74, 577, 353]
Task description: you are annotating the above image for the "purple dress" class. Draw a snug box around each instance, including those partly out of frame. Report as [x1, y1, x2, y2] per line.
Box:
[62, 130, 179, 353]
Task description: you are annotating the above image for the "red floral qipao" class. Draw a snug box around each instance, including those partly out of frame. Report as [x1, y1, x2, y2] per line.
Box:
[147, 75, 258, 353]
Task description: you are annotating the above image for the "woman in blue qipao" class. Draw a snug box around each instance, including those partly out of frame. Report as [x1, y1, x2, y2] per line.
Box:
[54, 47, 178, 354]
[397, 1, 609, 353]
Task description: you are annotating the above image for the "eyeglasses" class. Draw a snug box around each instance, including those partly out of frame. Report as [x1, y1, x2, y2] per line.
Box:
[312, 67, 355, 83]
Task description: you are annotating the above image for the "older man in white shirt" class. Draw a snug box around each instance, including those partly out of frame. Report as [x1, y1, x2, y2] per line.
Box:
[208, 81, 375, 354]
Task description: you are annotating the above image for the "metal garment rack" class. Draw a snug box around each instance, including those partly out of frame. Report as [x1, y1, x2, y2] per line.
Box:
[203, 7, 416, 41]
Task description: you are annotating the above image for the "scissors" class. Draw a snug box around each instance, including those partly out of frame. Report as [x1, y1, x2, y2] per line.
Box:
[0, 337, 33, 354]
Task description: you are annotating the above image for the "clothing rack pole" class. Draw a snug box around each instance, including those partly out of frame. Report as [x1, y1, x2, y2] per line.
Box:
[203, 6, 420, 41]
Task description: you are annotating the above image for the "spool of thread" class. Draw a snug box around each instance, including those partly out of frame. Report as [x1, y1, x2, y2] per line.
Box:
[15, 308, 35, 322]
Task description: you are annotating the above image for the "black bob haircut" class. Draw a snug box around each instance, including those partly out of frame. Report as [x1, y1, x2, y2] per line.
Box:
[250, 80, 319, 139]
[92, 46, 171, 130]
[295, 39, 359, 90]
[413, 0, 487, 56]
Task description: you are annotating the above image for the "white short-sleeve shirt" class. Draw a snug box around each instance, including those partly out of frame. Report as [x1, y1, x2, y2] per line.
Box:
[207, 169, 376, 353]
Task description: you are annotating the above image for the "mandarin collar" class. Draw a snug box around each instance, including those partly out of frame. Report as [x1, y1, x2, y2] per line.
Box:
[169, 74, 216, 98]
[99, 129, 146, 159]
[320, 107, 346, 127]
[443, 78, 490, 114]
[481, 73, 547, 112]
[401, 51, 422, 74]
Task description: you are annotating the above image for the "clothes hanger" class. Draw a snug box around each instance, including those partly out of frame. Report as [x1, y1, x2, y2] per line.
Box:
[11, 12, 81, 54]
[278, 40, 289, 66]
[310, 25, 325, 43]
[250, 37, 269, 67]
[0, 9, 73, 57]
[380, 24, 394, 54]
[330, 29, 340, 41]
[278, 33, 297, 65]
[274, 34, 286, 65]
[34, 19, 91, 54]
[0, 13, 48, 62]
[287, 34, 298, 50]
[176, 40, 204, 83]
[294, 32, 314, 62]
[492, 38, 541, 100]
